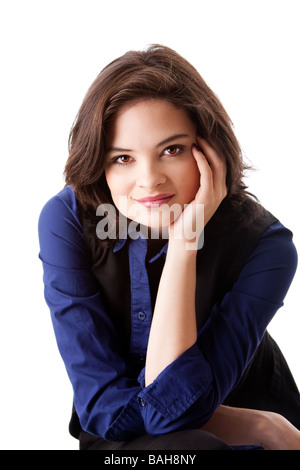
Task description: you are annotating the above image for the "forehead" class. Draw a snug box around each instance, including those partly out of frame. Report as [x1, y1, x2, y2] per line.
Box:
[106, 99, 196, 148]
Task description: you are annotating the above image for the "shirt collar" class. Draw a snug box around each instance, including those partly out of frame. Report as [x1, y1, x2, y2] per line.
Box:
[112, 224, 146, 253]
[149, 242, 168, 263]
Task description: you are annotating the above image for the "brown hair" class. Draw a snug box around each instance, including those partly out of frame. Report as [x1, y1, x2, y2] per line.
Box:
[65, 44, 260, 239]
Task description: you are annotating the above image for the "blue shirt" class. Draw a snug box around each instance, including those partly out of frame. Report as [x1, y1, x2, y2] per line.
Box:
[38, 186, 297, 441]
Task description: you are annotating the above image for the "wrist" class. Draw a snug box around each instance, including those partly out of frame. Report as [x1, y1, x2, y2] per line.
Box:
[255, 411, 300, 450]
[254, 411, 286, 450]
[167, 237, 199, 259]
[167, 240, 198, 263]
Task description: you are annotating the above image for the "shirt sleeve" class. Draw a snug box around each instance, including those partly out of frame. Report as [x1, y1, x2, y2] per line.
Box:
[137, 222, 298, 435]
[38, 189, 145, 441]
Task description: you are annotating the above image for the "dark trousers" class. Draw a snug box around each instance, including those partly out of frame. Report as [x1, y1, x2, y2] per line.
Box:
[79, 428, 231, 450]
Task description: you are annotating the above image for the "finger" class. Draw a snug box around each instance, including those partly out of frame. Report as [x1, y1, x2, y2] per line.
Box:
[196, 137, 227, 191]
[196, 137, 224, 170]
[192, 143, 213, 193]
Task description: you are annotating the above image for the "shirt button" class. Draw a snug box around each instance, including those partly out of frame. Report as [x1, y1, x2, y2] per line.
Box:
[139, 397, 146, 407]
[138, 311, 146, 321]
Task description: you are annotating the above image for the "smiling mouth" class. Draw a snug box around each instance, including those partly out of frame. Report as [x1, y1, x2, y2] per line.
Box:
[134, 193, 175, 208]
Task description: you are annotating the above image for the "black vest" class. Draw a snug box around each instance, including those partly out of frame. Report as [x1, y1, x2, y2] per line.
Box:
[69, 200, 300, 438]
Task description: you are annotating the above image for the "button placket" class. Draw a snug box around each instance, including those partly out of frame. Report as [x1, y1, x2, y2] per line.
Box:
[128, 238, 152, 358]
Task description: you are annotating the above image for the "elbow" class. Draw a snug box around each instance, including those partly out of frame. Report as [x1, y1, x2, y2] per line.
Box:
[142, 399, 217, 437]
[78, 399, 146, 442]
[80, 414, 141, 442]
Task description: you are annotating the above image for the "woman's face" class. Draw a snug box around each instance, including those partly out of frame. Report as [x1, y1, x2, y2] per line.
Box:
[105, 99, 200, 231]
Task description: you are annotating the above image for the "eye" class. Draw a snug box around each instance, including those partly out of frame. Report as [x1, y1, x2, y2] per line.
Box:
[163, 145, 184, 156]
[112, 155, 133, 166]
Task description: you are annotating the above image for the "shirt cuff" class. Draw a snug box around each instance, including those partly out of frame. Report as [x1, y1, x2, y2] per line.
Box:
[137, 342, 213, 420]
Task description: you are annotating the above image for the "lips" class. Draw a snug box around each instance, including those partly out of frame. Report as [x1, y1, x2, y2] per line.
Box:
[135, 193, 174, 208]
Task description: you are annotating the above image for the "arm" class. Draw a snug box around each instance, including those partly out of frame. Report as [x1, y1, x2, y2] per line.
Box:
[38, 188, 145, 441]
[145, 138, 227, 386]
[137, 144, 297, 436]
[145, 244, 198, 386]
[202, 405, 300, 450]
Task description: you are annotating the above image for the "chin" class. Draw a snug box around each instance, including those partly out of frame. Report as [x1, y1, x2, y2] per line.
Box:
[140, 208, 178, 229]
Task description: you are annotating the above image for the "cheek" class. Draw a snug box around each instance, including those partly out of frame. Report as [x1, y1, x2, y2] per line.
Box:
[105, 170, 130, 198]
[180, 160, 200, 199]
[104, 169, 113, 192]
[105, 170, 134, 219]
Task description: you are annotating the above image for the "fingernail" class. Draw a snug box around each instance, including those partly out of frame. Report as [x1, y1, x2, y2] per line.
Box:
[192, 143, 200, 151]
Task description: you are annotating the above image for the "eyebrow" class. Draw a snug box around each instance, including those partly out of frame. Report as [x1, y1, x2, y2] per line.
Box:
[157, 134, 190, 147]
[107, 134, 190, 153]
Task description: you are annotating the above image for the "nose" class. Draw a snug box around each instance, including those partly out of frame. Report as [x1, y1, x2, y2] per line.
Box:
[136, 159, 167, 189]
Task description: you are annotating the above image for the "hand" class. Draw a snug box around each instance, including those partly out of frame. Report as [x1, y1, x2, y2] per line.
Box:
[192, 137, 228, 225]
[202, 405, 300, 450]
[169, 137, 227, 250]
[258, 411, 300, 450]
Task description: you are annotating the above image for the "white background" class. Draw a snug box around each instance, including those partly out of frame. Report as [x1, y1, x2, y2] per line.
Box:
[1, 0, 299, 450]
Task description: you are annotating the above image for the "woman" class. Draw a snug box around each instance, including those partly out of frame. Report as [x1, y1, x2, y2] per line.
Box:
[38, 45, 300, 450]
